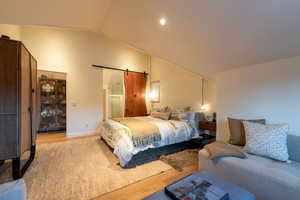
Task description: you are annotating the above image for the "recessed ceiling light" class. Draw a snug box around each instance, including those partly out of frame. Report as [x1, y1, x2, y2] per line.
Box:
[159, 18, 166, 26]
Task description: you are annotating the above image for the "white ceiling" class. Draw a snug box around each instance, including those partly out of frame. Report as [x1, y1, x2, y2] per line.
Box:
[1, 0, 300, 77]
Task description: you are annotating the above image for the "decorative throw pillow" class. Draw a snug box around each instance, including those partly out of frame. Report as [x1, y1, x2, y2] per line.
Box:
[151, 106, 172, 113]
[228, 118, 266, 146]
[183, 106, 192, 111]
[150, 111, 171, 120]
[243, 121, 289, 162]
[170, 111, 187, 121]
[171, 111, 196, 121]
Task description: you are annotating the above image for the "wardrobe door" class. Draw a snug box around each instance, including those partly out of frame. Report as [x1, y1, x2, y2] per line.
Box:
[0, 39, 19, 160]
[30, 57, 37, 145]
[20, 45, 32, 155]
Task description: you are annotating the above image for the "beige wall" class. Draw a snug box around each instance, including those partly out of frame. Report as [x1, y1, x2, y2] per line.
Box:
[150, 57, 216, 113]
[19, 26, 149, 137]
[204, 78, 216, 114]
[1, 24, 217, 136]
[0, 24, 21, 40]
[216, 56, 300, 141]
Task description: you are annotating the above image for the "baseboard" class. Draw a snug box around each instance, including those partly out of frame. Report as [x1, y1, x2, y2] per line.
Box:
[67, 130, 100, 138]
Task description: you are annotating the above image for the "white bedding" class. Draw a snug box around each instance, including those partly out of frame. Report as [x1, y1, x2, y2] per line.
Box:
[99, 116, 199, 167]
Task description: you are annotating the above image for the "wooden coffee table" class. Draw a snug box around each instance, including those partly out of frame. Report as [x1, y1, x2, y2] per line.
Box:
[143, 171, 255, 200]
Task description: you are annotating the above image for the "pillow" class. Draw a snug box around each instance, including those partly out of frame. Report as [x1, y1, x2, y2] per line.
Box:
[243, 121, 289, 162]
[170, 111, 186, 121]
[171, 111, 195, 121]
[183, 106, 192, 111]
[150, 111, 171, 120]
[151, 106, 172, 113]
[228, 118, 266, 146]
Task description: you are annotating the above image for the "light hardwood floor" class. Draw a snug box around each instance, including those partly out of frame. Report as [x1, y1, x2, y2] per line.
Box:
[36, 133, 198, 200]
[36, 132, 99, 144]
[95, 165, 198, 200]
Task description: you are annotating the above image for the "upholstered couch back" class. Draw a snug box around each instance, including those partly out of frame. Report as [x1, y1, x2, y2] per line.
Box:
[288, 134, 300, 163]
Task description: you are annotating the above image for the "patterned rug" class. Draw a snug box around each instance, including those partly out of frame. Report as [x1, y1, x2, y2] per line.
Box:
[160, 149, 199, 171]
[0, 137, 171, 200]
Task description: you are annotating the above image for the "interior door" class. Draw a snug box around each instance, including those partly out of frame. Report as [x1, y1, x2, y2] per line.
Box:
[124, 72, 147, 117]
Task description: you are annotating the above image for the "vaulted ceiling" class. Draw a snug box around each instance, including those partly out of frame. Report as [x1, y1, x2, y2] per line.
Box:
[0, 0, 111, 30]
[1, 0, 300, 77]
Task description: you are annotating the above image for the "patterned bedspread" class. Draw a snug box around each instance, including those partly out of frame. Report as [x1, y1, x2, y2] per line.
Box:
[99, 116, 199, 167]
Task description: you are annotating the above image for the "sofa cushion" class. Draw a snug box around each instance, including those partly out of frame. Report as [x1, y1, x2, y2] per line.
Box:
[288, 134, 300, 163]
[243, 122, 289, 162]
[199, 149, 300, 200]
[228, 118, 266, 146]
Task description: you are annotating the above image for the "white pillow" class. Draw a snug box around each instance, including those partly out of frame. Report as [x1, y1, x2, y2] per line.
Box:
[243, 121, 289, 162]
[151, 106, 172, 113]
[171, 111, 195, 121]
[150, 111, 171, 120]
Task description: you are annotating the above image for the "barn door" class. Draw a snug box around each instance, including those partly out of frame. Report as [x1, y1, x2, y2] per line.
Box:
[124, 72, 147, 117]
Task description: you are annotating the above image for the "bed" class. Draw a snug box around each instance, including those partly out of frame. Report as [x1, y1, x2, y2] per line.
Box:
[99, 111, 204, 167]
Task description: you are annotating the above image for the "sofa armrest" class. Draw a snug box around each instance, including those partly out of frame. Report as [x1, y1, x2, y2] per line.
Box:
[198, 149, 210, 170]
[0, 179, 26, 200]
[199, 149, 210, 158]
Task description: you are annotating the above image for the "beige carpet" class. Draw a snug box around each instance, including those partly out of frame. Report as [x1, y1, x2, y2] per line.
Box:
[0, 137, 171, 200]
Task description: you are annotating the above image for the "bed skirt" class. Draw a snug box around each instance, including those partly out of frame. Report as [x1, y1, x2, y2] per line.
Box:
[101, 137, 214, 168]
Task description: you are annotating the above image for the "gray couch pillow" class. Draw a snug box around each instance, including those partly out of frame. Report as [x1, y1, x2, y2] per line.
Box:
[243, 121, 289, 162]
[287, 134, 300, 163]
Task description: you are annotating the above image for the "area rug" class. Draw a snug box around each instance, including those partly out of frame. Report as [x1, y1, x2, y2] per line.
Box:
[0, 137, 171, 200]
[160, 149, 199, 171]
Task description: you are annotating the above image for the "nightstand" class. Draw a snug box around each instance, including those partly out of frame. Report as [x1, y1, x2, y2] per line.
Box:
[199, 120, 216, 131]
[199, 120, 216, 136]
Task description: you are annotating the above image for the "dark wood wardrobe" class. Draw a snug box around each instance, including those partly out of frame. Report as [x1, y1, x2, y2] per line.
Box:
[0, 36, 37, 179]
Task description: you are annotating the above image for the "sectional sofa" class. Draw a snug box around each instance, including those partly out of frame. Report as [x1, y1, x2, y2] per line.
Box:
[199, 134, 300, 200]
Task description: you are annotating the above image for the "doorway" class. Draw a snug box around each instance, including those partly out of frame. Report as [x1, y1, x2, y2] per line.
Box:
[37, 70, 67, 133]
[103, 70, 125, 119]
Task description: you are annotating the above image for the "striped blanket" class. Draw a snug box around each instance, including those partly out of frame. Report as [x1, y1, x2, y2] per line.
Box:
[112, 117, 161, 147]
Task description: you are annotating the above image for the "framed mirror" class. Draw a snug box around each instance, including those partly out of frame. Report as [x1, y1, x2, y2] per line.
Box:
[150, 81, 160, 103]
